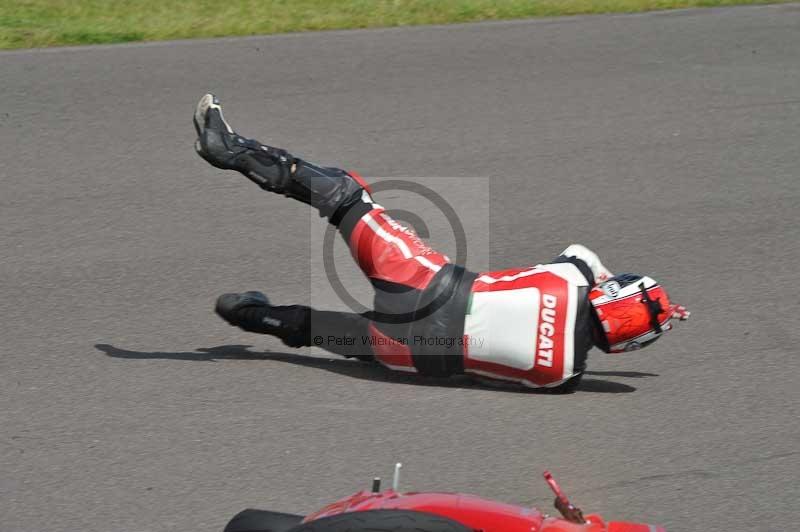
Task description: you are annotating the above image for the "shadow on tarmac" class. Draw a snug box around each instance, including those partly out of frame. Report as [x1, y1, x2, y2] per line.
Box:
[585, 370, 659, 378]
[95, 343, 644, 394]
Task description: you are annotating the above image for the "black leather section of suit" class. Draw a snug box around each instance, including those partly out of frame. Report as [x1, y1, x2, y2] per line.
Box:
[307, 309, 374, 360]
[408, 264, 478, 377]
[589, 306, 610, 352]
[287, 161, 366, 221]
[571, 284, 593, 375]
[337, 198, 374, 238]
[551, 254, 608, 356]
[551, 254, 595, 285]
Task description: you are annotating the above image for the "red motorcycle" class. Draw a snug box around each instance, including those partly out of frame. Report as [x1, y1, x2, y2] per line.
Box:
[223, 465, 664, 532]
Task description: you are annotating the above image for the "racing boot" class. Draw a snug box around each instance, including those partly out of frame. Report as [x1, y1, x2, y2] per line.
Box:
[215, 292, 375, 361]
[215, 291, 310, 348]
[194, 94, 367, 223]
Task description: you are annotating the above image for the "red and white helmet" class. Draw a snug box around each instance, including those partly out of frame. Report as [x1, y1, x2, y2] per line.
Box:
[589, 274, 684, 353]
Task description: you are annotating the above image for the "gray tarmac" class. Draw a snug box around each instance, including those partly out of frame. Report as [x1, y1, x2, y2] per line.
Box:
[1, 4, 799, 531]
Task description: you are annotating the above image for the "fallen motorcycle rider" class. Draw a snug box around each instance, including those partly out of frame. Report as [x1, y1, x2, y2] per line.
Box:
[194, 94, 690, 393]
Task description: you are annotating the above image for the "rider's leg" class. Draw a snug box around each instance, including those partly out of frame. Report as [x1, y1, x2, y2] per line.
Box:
[194, 93, 452, 297]
[215, 291, 374, 360]
[194, 94, 367, 224]
[196, 94, 458, 371]
[214, 291, 424, 371]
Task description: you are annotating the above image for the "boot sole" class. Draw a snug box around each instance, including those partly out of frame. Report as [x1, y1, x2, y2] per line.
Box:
[194, 93, 234, 138]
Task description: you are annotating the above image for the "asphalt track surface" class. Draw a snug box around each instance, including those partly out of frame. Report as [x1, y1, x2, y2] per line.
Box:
[2, 5, 799, 532]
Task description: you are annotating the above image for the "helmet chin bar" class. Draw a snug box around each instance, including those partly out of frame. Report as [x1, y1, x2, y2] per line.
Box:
[589, 308, 611, 353]
[638, 282, 664, 334]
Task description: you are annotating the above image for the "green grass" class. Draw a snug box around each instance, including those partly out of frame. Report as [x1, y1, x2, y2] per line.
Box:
[0, 0, 790, 49]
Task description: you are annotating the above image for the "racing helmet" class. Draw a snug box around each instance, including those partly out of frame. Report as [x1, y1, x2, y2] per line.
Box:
[589, 273, 673, 353]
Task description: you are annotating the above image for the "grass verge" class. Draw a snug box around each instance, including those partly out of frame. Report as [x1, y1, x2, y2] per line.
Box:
[0, 0, 790, 50]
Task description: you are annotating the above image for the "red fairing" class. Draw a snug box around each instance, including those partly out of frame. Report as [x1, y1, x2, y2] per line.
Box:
[303, 490, 663, 532]
[303, 490, 545, 532]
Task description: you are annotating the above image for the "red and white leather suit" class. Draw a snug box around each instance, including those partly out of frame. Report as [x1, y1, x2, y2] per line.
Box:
[346, 194, 605, 388]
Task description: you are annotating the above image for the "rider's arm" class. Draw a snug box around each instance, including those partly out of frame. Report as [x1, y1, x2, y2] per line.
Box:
[553, 244, 613, 285]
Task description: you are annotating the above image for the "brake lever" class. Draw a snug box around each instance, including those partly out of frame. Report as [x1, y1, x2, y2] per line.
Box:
[543, 470, 586, 524]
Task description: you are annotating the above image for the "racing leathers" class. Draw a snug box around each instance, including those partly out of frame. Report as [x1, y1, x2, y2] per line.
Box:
[195, 93, 608, 392]
[214, 171, 604, 391]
